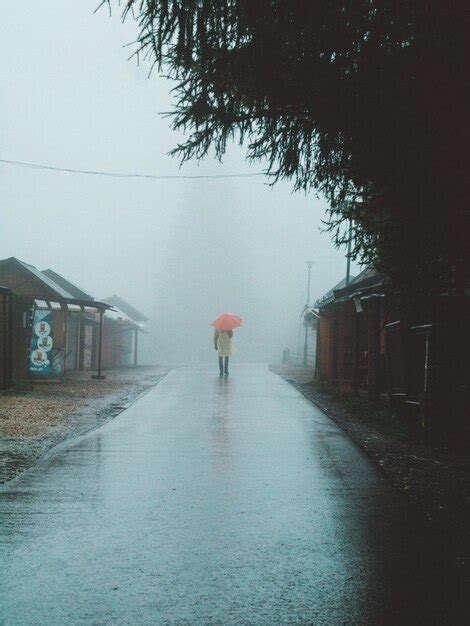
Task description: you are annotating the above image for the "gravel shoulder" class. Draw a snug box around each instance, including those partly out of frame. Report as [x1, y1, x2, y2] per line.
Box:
[272, 365, 470, 576]
[0, 366, 169, 485]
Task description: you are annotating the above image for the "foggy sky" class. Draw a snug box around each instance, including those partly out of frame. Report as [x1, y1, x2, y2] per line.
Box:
[0, 1, 359, 366]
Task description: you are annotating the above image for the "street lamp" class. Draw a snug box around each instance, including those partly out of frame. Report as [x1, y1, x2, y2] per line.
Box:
[303, 261, 313, 366]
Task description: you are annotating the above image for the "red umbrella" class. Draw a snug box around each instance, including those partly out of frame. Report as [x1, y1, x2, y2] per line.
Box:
[211, 312, 243, 331]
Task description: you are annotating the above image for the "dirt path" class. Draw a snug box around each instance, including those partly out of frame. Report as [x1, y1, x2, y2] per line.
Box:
[0, 366, 168, 485]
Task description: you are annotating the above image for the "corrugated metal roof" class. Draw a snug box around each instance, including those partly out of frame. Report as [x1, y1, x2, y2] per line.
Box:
[315, 269, 388, 309]
[105, 306, 142, 330]
[101, 295, 148, 323]
[14, 259, 74, 299]
[333, 269, 385, 301]
[42, 269, 94, 301]
[315, 276, 354, 309]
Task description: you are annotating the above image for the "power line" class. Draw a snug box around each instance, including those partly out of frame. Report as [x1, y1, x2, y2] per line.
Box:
[0, 158, 264, 180]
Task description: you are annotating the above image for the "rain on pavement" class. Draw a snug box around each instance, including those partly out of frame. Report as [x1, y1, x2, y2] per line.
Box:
[0, 366, 460, 624]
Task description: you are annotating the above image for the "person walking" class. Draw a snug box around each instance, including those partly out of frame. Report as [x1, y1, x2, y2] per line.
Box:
[214, 329, 233, 376]
[211, 312, 242, 376]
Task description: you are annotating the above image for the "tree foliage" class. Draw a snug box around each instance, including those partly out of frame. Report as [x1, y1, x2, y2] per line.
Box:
[104, 1, 469, 297]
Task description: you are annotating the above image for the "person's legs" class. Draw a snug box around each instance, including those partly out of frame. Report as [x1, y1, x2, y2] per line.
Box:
[219, 356, 224, 375]
[224, 356, 229, 375]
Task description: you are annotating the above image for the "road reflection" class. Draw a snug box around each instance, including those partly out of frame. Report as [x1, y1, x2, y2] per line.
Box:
[211, 376, 234, 477]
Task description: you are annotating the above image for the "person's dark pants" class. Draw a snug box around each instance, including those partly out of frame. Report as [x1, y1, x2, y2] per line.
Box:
[219, 356, 229, 375]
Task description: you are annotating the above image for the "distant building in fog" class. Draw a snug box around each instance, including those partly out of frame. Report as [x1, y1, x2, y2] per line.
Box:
[101, 295, 148, 368]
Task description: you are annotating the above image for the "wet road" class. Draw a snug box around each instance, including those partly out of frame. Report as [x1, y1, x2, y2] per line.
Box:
[0, 366, 462, 624]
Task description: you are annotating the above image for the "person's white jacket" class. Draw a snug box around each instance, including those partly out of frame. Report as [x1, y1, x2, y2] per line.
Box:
[214, 329, 234, 357]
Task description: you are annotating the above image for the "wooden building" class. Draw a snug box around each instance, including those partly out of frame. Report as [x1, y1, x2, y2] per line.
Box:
[315, 269, 470, 445]
[0, 257, 110, 382]
[102, 295, 148, 368]
[41, 268, 99, 371]
[102, 295, 148, 327]
[0, 286, 31, 390]
[315, 270, 386, 398]
[102, 308, 142, 369]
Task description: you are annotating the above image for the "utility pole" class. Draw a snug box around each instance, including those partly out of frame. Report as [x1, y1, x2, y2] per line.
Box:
[296, 291, 305, 365]
[303, 261, 313, 366]
[346, 219, 353, 286]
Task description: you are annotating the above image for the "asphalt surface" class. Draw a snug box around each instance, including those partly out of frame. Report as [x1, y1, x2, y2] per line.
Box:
[0, 365, 464, 624]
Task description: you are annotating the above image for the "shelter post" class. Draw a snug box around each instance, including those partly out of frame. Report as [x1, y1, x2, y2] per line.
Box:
[63, 310, 69, 371]
[134, 328, 138, 367]
[92, 308, 106, 380]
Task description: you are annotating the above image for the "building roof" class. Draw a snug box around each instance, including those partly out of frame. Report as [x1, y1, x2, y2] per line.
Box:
[302, 306, 319, 328]
[42, 269, 94, 301]
[303, 306, 319, 320]
[105, 306, 143, 330]
[316, 268, 385, 309]
[333, 268, 385, 300]
[0, 257, 74, 299]
[315, 276, 355, 309]
[101, 295, 148, 323]
[0, 257, 110, 309]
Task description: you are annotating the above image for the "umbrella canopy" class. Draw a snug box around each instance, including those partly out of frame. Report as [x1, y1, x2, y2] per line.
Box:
[211, 312, 243, 331]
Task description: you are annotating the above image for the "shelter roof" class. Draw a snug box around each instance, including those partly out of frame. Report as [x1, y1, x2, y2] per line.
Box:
[34, 299, 108, 313]
[42, 269, 94, 301]
[105, 306, 144, 331]
[101, 295, 148, 323]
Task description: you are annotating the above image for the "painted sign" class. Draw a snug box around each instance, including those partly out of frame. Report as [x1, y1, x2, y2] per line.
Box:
[29, 309, 64, 377]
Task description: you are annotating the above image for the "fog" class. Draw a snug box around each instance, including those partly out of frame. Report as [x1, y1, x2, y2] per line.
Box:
[0, 1, 359, 367]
